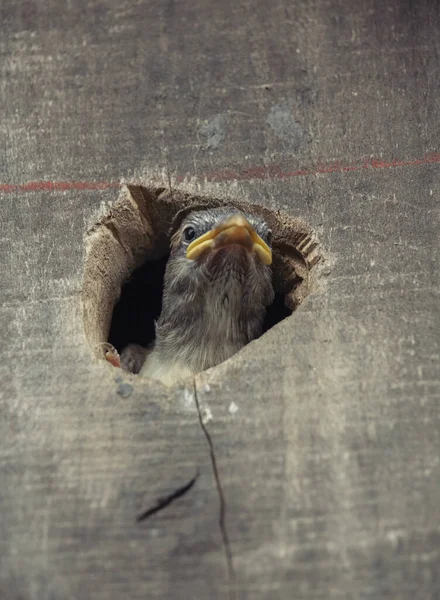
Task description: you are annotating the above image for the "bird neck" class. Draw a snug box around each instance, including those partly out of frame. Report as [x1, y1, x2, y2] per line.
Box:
[154, 278, 265, 373]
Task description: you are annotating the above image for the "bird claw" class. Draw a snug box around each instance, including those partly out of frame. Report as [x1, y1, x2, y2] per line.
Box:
[120, 343, 149, 374]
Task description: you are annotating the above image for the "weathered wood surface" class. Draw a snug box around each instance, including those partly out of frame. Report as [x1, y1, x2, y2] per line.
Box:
[1, 1, 439, 598]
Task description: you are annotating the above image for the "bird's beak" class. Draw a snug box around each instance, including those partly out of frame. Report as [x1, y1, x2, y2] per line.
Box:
[186, 214, 272, 265]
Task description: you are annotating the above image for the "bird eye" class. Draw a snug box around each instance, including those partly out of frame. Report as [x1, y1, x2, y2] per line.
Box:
[266, 229, 273, 244]
[183, 226, 196, 242]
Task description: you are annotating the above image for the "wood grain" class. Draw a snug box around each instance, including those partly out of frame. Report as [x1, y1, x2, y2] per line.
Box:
[1, 1, 439, 598]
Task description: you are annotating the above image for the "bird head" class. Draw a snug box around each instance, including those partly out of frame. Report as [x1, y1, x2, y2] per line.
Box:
[165, 207, 274, 310]
[170, 205, 272, 268]
[182, 209, 272, 265]
[152, 206, 275, 376]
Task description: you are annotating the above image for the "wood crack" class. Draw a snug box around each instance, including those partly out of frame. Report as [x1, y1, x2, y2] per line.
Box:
[136, 470, 200, 522]
[193, 380, 237, 597]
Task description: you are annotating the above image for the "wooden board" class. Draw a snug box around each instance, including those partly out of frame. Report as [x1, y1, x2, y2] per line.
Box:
[1, 1, 439, 598]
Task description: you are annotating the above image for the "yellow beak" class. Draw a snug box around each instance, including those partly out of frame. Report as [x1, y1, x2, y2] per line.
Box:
[186, 214, 272, 265]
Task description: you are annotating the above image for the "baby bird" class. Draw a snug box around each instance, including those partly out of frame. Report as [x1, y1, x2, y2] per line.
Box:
[121, 206, 274, 385]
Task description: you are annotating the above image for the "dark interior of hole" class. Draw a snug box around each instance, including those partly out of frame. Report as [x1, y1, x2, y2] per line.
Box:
[108, 255, 168, 353]
[108, 255, 292, 354]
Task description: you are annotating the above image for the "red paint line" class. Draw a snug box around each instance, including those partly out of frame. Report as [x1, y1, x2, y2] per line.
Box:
[200, 152, 440, 182]
[1, 152, 439, 193]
